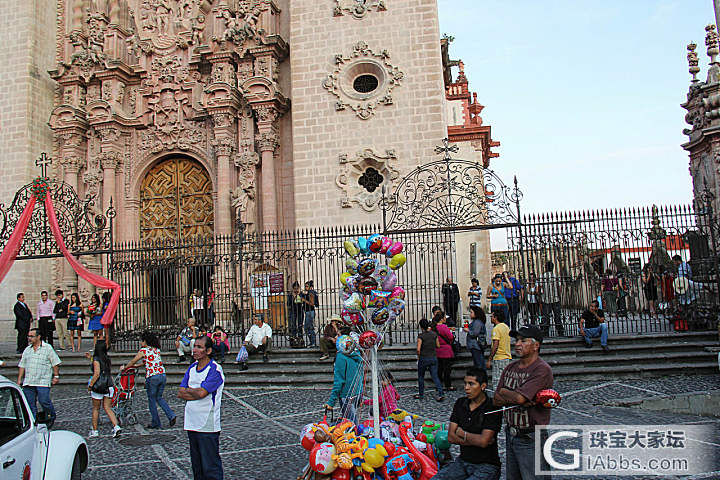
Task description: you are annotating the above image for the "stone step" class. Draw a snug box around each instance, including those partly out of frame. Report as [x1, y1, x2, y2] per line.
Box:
[2, 331, 716, 387]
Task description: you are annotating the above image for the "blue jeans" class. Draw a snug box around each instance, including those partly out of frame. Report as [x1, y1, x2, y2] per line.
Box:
[304, 310, 316, 346]
[506, 427, 550, 480]
[187, 430, 223, 480]
[584, 323, 608, 347]
[417, 356, 444, 397]
[434, 457, 500, 480]
[22, 386, 55, 421]
[509, 296, 521, 330]
[289, 310, 300, 337]
[469, 347, 486, 372]
[338, 396, 358, 425]
[146, 374, 175, 428]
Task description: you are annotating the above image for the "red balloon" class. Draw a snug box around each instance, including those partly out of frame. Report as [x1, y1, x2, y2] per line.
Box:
[332, 468, 351, 480]
[535, 389, 561, 408]
[358, 330, 379, 349]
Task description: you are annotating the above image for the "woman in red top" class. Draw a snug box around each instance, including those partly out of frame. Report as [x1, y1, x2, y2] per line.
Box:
[121, 331, 176, 429]
[433, 309, 456, 391]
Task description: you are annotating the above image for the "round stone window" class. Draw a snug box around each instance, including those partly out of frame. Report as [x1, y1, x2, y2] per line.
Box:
[353, 74, 379, 94]
[340, 60, 387, 100]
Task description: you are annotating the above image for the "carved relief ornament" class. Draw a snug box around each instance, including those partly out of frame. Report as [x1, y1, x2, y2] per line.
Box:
[336, 148, 399, 211]
[334, 0, 387, 19]
[322, 41, 404, 120]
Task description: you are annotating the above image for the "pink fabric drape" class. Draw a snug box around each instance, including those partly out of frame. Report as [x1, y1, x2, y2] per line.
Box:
[0, 196, 37, 283]
[44, 196, 121, 326]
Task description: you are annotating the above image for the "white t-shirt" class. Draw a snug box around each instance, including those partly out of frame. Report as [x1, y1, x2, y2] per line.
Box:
[244, 323, 273, 348]
[180, 360, 225, 432]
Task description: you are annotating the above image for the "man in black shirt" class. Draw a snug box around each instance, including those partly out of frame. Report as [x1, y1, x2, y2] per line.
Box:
[53, 290, 70, 351]
[434, 367, 502, 480]
[579, 300, 609, 353]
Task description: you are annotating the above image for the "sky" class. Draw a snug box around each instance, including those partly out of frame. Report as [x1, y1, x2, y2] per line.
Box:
[437, 0, 715, 219]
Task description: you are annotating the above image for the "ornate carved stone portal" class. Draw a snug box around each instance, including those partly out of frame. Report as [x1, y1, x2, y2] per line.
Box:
[49, 0, 290, 241]
[140, 157, 214, 242]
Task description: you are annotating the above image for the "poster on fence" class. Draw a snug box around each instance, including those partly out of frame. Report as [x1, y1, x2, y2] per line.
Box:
[250, 274, 270, 311]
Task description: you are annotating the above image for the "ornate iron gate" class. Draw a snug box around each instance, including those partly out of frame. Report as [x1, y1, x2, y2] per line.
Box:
[506, 191, 720, 337]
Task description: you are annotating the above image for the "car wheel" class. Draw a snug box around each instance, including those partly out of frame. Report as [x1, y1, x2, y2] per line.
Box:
[70, 451, 82, 480]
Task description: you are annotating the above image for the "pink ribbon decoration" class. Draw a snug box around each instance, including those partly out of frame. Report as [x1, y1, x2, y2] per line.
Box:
[0, 196, 37, 283]
[44, 196, 121, 326]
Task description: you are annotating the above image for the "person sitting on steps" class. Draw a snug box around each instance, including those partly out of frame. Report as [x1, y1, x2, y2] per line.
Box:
[176, 318, 198, 363]
[579, 300, 610, 354]
[239, 315, 272, 371]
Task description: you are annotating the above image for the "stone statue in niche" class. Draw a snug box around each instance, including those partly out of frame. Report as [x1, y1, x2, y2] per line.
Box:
[232, 175, 256, 231]
[191, 14, 206, 45]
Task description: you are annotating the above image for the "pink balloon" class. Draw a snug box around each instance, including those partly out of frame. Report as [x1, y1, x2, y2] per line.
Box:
[382, 271, 398, 291]
[390, 286, 406, 300]
[386, 241, 404, 257]
[380, 237, 393, 254]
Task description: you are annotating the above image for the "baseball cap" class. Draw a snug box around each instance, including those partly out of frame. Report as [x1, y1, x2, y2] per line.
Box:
[512, 324, 544, 343]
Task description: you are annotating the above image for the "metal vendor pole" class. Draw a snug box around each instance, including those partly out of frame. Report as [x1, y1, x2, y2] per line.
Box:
[370, 345, 380, 438]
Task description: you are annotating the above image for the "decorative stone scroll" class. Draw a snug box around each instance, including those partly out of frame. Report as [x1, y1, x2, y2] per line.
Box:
[322, 41, 404, 120]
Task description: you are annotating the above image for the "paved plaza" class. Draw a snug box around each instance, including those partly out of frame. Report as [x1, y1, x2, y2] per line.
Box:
[33, 372, 720, 480]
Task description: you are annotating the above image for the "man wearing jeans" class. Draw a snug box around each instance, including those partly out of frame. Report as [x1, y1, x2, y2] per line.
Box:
[178, 336, 225, 480]
[301, 280, 318, 347]
[494, 325, 553, 480]
[579, 300, 610, 353]
[17, 328, 61, 428]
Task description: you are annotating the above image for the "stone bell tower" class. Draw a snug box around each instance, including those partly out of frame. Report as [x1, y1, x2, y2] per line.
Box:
[289, 0, 450, 226]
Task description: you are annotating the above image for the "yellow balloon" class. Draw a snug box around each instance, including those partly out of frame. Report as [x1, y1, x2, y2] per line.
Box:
[364, 449, 384, 468]
[389, 253, 407, 270]
[361, 463, 375, 473]
[376, 445, 388, 457]
[344, 240, 359, 257]
[340, 272, 351, 285]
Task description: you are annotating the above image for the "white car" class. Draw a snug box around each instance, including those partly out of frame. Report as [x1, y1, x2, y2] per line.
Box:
[0, 375, 88, 479]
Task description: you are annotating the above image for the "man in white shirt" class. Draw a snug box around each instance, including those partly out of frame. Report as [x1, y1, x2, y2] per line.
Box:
[36, 290, 56, 348]
[178, 335, 225, 480]
[18, 328, 61, 428]
[239, 315, 272, 370]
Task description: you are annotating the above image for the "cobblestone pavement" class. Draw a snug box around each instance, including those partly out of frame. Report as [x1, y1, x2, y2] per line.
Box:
[36, 372, 720, 480]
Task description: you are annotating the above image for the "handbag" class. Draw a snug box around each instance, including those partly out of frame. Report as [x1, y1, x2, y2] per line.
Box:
[439, 329, 461, 356]
[236, 345, 249, 363]
[91, 370, 114, 394]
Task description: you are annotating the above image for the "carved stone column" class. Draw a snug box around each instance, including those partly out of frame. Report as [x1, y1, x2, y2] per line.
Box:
[212, 112, 236, 236]
[59, 154, 83, 290]
[100, 151, 119, 214]
[252, 104, 281, 232]
[256, 129, 279, 232]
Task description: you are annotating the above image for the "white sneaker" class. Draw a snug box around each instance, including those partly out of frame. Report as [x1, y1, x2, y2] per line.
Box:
[112, 425, 122, 437]
[88, 430, 99, 438]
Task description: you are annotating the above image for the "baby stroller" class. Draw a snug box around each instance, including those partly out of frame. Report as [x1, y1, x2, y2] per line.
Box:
[112, 367, 138, 426]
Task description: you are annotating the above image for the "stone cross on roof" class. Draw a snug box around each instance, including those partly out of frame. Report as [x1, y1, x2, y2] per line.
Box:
[35, 152, 52, 177]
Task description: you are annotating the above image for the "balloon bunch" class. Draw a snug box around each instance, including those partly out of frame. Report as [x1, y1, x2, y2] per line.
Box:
[300, 411, 446, 480]
[338, 234, 407, 351]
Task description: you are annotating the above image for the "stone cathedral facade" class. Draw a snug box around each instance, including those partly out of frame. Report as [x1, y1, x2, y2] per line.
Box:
[0, 0, 499, 328]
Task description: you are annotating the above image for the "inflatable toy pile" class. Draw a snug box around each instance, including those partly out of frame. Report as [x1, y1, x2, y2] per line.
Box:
[299, 410, 450, 480]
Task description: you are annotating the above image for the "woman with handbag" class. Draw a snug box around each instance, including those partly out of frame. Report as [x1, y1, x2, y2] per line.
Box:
[120, 331, 176, 429]
[87, 293, 104, 348]
[67, 292, 84, 352]
[432, 310, 456, 392]
[88, 342, 121, 438]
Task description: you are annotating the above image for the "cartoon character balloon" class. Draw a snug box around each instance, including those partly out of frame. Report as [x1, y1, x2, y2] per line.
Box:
[309, 442, 338, 474]
[336, 335, 357, 355]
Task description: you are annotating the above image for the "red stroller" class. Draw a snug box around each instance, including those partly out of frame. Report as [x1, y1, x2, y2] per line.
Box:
[112, 367, 138, 426]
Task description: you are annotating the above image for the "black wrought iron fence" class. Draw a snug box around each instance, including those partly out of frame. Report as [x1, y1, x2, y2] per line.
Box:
[506, 203, 720, 338]
[108, 225, 457, 350]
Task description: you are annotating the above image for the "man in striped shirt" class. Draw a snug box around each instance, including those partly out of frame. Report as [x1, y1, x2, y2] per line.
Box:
[468, 278, 483, 309]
